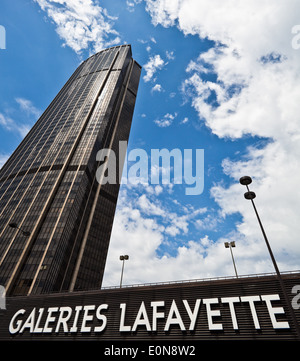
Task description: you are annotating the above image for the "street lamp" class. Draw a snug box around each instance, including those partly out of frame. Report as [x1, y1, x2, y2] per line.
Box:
[224, 241, 238, 278]
[9, 222, 31, 237]
[240, 175, 300, 339]
[119, 255, 129, 288]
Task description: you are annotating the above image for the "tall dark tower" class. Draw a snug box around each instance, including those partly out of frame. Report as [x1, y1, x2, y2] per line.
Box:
[0, 45, 141, 296]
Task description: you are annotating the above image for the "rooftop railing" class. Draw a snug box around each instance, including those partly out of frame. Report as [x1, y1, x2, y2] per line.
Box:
[101, 269, 300, 290]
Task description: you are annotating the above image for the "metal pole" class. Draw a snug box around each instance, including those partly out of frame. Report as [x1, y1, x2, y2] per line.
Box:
[240, 177, 300, 340]
[229, 244, 238, 278]
[119, 255, 128, 288]
[246, 184, 282, 276]
[225, 242, 238, 278]
[120, 258, 125, 288]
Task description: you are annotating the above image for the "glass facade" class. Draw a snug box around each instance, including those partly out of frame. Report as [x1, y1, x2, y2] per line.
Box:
[0, 45, 141, 296]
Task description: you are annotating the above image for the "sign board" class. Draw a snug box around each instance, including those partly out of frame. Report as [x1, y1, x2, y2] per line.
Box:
[0, 273, 299, 341]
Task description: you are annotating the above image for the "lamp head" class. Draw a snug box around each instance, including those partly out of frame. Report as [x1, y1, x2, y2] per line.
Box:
[244, 191, 256, 200]
[240, 176, 252, 186]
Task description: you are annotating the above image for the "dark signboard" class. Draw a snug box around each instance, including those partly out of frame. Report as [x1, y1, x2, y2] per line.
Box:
[0, 272, 299, 341]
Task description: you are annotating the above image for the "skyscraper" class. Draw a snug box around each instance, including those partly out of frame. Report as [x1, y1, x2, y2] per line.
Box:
[0, 45, 141, 296]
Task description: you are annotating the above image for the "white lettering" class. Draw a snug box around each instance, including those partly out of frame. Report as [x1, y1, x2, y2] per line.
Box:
[0, 285, 5, 310]
[292, 25, 300, 50]
[34, 308, 45, 333]
[119, 303, 131, 332]
[69, 305, 82, 332]
[20, 308, 37, 333]
[94, 304, 108, 332]
[119, 141, 128, 183]
[81, 305, 95, 332]
[291, 285, 300, 310]
[151, 301, 165, 331]
[7, 293, 291, 336]
[164, 300, 185, 331]
[127, 148, 148, 185]
[203, 298, 223, 330]
[261, 294, 290, 329]
[151, 148, 182, 185]
[184, 149, 204, 195]
[183, 299, 201, 331]
[241, 295, 261, 329]
[0, 25, 5, 50]
[9, 309, 25, 334]
[43, 307, 58, 333]
[132, 301, 151, 331]
[96, 149, 116, 185]
[55, 307, 72, 333]
[95, 142, 205, 195]
[221, 297, 240, 330]
[104, 345, 138, 358]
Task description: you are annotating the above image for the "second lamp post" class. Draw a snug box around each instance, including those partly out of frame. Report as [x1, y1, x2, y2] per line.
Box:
[119, 255, 129, 288]
[224, 241, 238, 278]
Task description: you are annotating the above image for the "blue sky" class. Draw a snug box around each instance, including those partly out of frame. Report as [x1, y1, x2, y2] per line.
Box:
[1, 0, 300, 286]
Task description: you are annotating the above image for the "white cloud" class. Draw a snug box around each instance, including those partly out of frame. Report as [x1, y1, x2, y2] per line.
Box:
[151, 83, 163, 93]
[154, 185, 163, 195]
[166, 50, 175, 60]
[0, 98, 39, 138]
[15, 97, 41, 119]
[0, 113, 15, 132]
[137, 194, 165, 216]
[145, 0, 300, 272]
[143, 54, 165, 82]
[145, 0, 181, 28]
[103, 188, 228, 286]
[195, 214, 219, 231]
[181, 117, 188, 124]
[154, 112, 177, 127]
[34, 0, 120, 54]
[0, 113, 30, 138]
[186, 58, 209, 74]
[182, 49, 300, 141]
[126, 0, 142, 12]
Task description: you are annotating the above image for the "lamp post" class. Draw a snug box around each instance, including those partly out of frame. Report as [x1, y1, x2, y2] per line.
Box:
[119, 255, 129, 288]
[240, 175, 300, 339]
[224, 241, 238, 278]
[9, 222, 31, 237]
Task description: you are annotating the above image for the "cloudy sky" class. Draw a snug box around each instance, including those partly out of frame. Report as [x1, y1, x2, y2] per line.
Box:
[1, 0, 300, 287]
